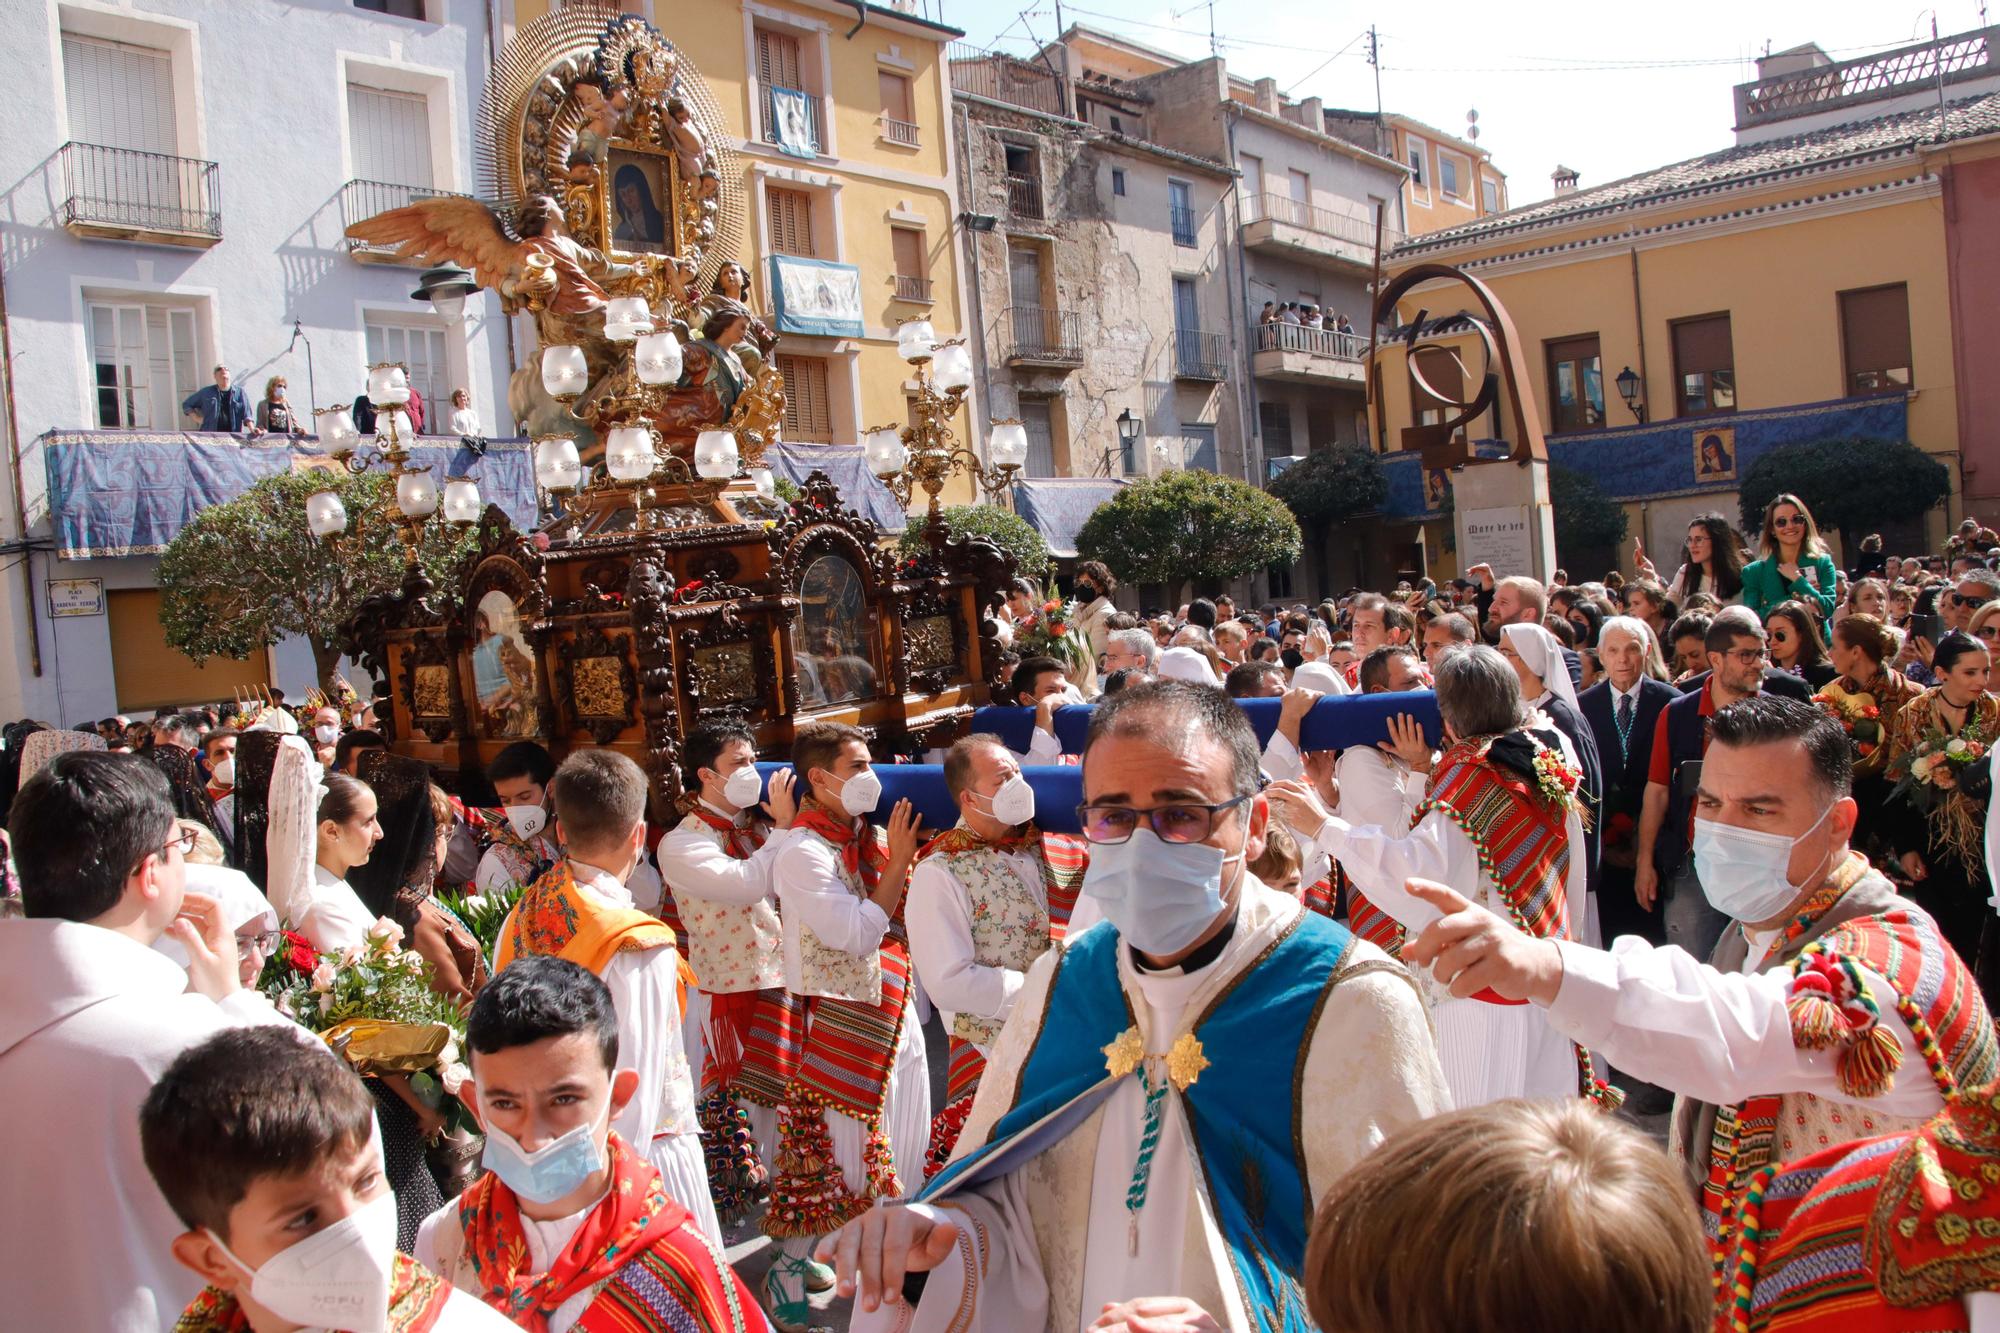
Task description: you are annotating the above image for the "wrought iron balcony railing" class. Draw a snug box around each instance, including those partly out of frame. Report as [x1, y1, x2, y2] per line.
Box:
[59, 141, 220, 243]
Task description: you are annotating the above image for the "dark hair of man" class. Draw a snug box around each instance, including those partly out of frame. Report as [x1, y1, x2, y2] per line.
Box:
[487, 740, 557, 789]
[1104, 611, 1140, 632]
[1083, 679, 1260, 801]
[1433, 611, 1477, 644]
[332, 729, 385, 775]
[1381, 601, 1415, 637]
[550, 749, 649, 849]
[1076, 560, 1117, 597]
[12, 751, 176, 921]
[1708, 695, 1852, 800]
[200, 730, 235, 761]
[1010, 656, 1064, 705]
[942, 734, 1010, 802]
[684, 720, 757, 787]
[1101, 667, 1153, 695]
[1433, 645, 1527, 739]
[1187, 598, 1217, 630]
[1704, 606, 1765, 656]
[1933, 630, 1989, 677]
[793, 722, 868, 785]
[1669, 612, 1714, 648]
[467, 955, 619, 1070]
[1224, 659, 1287, 698]
[1359, 645, 1421, 694]
[140, 1026, 376, 1235]
[318, 772, 372, 828]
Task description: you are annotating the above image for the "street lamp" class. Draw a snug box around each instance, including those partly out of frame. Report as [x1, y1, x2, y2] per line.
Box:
[411, 264, 479, 324]
[1615, 365, 1646, 424]
[1116, 408, 1141, 471]
[865, 324, 1020, 516]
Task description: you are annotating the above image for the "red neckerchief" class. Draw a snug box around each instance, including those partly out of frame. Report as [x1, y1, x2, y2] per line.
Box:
[692, 804, 766, 861]
[173, 1254, 448, 1332]
[459, 1132, 685, 1333]
[792, 800, 883, 890]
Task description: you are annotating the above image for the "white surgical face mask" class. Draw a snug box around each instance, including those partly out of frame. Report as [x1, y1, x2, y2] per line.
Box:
[1693, 801, 1837, 924]
[314, 724, 341, 745]
[479, 1098, 611, 1205]
[206, 1188, 398, 1333]
[977, 773, 1035, 827]
[835, 767, 882, 816]
[210, 756, 235, 787]
[505, 804, 547, 841]
[722, 764, 764, 809]
[1084, 828, 1237, 956]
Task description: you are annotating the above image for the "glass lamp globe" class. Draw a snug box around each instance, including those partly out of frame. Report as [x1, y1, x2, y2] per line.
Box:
[865, 426, 909, 477]
[694, 430, 739, 481]
[540, 345, 588, 398]
[305, 490, 348, 538]
[534, 437, 583, 491]
[748, 466, 777, 500]
[988, 420, 1030, 468]
[376, 409, 412, 443]
[896, 318, 937, 362]
[322, 409, 360, 458]
[604, 297, 651, 341]
[396, 472, 439, 518]
[606, 426, 657, 482]
[442, 478, 482, 525]
[635, 330, 683, 385]
[932, 341, 974, 392]
[367, 364, 411, 407]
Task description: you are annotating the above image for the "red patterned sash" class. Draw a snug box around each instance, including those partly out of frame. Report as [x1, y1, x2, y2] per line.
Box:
[1415, 738, 1571, 943]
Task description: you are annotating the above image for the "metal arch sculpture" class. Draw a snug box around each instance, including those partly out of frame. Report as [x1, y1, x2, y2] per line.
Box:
[1372, 262, 1549, 468]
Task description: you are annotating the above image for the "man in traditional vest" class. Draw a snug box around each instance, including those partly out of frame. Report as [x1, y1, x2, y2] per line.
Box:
[1402, 694, 1998, 1283]
[654, 722, 798, 1228]
[906, 733, 1088, 1172]
[494, 750, 722, 1251]
[759, 723, 928, 1331]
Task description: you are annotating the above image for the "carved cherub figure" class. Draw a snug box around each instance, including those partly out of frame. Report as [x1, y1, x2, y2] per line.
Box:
[345, 194, 610, 316]
[665, 96, 707, 182]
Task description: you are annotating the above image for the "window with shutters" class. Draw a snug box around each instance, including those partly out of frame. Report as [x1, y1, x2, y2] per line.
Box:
[766, 186, 817, 258]
[364, 317, 451, 419]
[347, 84, 434, 187]
[757, 28, 806, 89]
[1439, 154, 1462, 199]
[1839, 284, 1912, 394]
[890, 227, 930, 302]
[1259, 401, 1293, 459]
[1182, 424, 1218, 472]
[1671, 313, 1736, 417]
[1481, 176, 1501, 213]
[89, 299, 199, 429]
[1545, 334, 1605, 432]
[757, 27, 823, 151]
[63, 33, 177, 154]
[1019, 399, 1058, 477]
[877, 70, 916, 145]
[355, 0, 428, 17]
[777, 353, 832, 442]
[1405, 136, 1428, 192]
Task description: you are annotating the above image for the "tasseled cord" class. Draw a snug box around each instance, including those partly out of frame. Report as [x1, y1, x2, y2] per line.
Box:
[1786, 948, 1904, 1099]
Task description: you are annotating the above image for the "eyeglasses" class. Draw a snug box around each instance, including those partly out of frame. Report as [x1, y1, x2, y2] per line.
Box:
[165, 827, 199, 858]
[239, 929, 281, 952]
[1075, 791, 1256, 845]
[1723, 647, 1769, 665]
[1771, 515, 1806, 529]
[1977, 625, 2000, 642]
[1952, 592, 1988, 607]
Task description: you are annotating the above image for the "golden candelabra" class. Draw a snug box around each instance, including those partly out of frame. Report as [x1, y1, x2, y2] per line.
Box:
[865, 329, 1026, 518]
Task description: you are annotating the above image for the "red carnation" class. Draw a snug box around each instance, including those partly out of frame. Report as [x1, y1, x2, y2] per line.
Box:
[283, 931, 317, 973]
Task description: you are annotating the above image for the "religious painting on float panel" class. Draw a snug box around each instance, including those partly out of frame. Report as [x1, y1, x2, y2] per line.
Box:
[605, 147, 676, 257]
[1694, 425, 1738, 484]
[792, 553, 878, 707]
[471, 588, 542, 738]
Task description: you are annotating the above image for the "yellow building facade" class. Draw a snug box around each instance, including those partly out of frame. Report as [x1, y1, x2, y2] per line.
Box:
[504, 0, 976, 504]
[1373, 102, 1966, 574]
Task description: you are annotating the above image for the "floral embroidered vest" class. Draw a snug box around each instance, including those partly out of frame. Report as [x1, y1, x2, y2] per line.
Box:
[667, 810, 785, 994]
[939, 843, 1055, 1048]
[796, 826, 886, 1004]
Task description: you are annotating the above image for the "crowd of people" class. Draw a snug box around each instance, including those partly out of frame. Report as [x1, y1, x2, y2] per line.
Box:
[178, 362, 487, 446]
[5, 496, 2000, 1332]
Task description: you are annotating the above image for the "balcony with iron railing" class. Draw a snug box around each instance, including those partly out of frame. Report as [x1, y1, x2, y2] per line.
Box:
[894, 273, 934, 303]
[340, 179, 473, 263]
[1251, 321, 1366, 386]
[1240, 191, 1399, 270]
[1170, 204, 1198, 247]
[1734, 25, 2000, 132]
[1005, 172, 1045, 220]
[879, 115, 921, 147]
[1174, 329, 1229, 380]
[761, 84, 826, 155]
[948, 42, 1071, 117]
[1004, 305, 1085, 368]
[59, 141, 220, 247]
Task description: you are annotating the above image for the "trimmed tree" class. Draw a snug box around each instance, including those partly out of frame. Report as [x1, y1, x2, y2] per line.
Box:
[1736, 437, 1950, 540]
[1265, 443, 1389, 527]
[1075, 469, 1302, 587]
[1549, 464, 1629, 568]
[900, 504, 1049, 577]
[158, 470, 478, 692]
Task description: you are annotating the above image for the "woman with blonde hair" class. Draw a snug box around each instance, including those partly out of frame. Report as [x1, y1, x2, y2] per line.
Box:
[1741, 492, 1837, 619]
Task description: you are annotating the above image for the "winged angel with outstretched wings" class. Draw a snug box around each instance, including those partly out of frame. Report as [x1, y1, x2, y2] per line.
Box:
[345, 195, 610, 320]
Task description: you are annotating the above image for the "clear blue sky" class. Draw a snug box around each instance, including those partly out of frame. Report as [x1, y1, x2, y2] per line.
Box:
[930, 0, 1987, 203]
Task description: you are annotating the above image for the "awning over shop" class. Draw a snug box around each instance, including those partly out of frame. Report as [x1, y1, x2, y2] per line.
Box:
[763, 443, 908, 533]
[1012, 476, 1126, 559]
[43, 431, 539, 560]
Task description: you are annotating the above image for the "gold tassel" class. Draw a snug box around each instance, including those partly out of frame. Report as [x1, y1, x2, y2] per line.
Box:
[1837, 1023, 1905, 1099]
[1787, 992, 1845, 1050]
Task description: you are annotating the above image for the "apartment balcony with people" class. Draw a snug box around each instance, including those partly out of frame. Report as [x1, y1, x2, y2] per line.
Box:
[1252, 321, 1366, 386]
[1240, 192, 1397, 271]
[58, 141, 220, 248]
[1004, 305, 1085, 368]
[340, 179, 472, 263]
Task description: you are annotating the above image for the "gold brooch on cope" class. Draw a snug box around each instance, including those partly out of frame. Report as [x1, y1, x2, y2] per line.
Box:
[1166, 1034, 1209, 1090]
[1103, 1028, 1144, 1080]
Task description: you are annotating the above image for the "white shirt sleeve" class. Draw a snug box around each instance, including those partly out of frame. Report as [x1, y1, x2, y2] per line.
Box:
[598, 946, 684, 1148]
[1261, 731, 1305, 782]
[1332, 749, 1422, 833]
[774, 835, 890, 957]
[294, 880, 374, 953]
[907, 858, 1025, 1026]
[474, 847, 518, 894]
[657, 825, 784, 908]
[1309, 809, 1477, 932]
[1968, 1291, 2000, 1332]
[1024, 724, 1064, 765]
[1543, 935, 1944, 1116]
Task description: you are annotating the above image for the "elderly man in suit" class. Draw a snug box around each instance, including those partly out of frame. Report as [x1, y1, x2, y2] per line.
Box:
[1577, 617, 1680, 948]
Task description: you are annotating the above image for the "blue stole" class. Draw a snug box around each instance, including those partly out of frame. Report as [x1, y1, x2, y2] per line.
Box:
[919, 910, 1358, 1333]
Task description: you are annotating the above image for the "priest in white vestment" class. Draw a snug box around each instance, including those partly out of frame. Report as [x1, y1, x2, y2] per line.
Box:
[821, 680, 1448, 1333]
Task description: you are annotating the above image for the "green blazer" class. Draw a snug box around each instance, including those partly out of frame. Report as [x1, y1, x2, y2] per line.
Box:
[1740, 551, 1837, 620]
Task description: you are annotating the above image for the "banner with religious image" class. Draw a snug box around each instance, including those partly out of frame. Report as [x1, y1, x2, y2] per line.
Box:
[769, 255, 864, 337]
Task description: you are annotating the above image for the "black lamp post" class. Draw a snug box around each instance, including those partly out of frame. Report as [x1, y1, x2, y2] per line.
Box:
[1615, 365, 1646, 424]
[1115, 408, 1141, 471]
